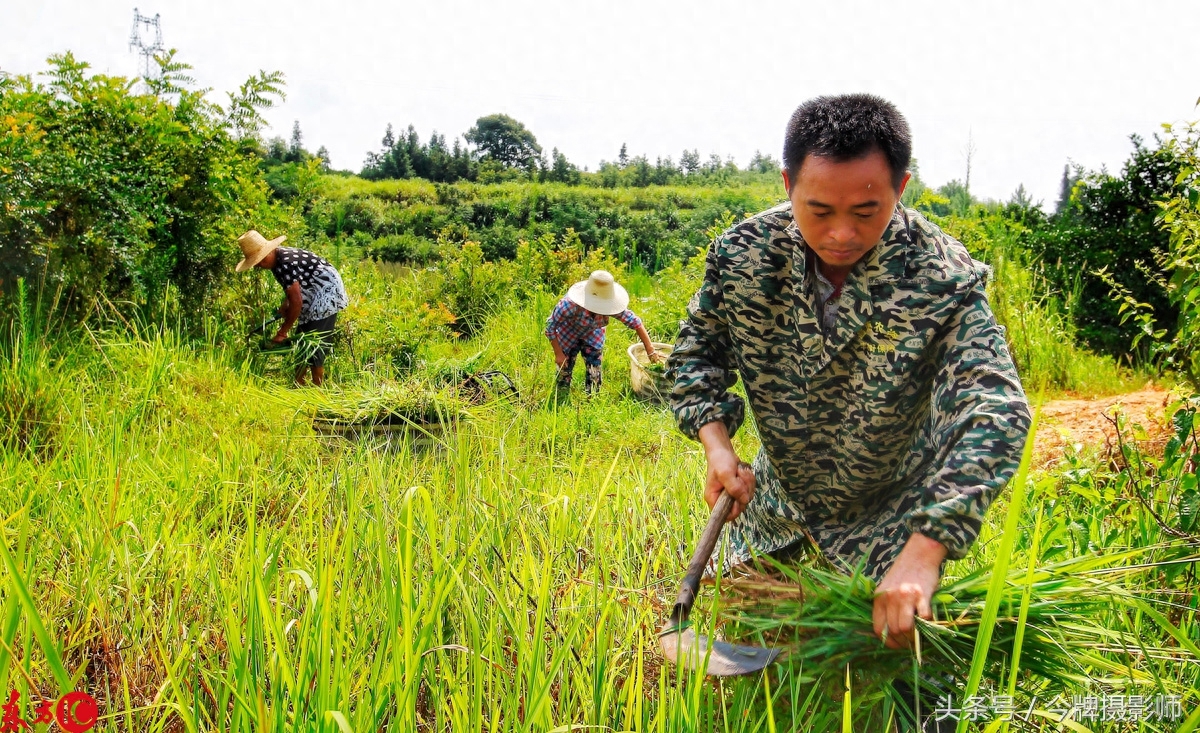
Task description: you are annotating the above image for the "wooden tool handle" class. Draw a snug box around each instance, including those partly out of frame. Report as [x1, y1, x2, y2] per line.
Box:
[669, 492, 735, 627]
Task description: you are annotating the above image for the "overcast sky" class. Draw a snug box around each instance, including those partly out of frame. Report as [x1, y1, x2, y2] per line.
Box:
[4, 0, 1200, 207]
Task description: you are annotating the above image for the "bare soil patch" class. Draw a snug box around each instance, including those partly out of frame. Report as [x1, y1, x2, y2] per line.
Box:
[1033, 386, 1178, 467]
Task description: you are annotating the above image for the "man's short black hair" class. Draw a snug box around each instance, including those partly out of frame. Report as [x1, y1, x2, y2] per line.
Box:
[782, 94, 912, 190]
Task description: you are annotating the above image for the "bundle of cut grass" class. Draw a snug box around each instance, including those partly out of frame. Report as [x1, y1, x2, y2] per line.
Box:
[260, 329, 327, 362]
[316, 384, 472, 427]
[261, 381, 476, 430]
[246, 314, 331, 371]
[717, 545, 1200, 701]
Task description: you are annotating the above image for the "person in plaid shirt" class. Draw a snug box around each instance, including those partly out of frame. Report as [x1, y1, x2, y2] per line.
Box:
[545, 270, 664, 394]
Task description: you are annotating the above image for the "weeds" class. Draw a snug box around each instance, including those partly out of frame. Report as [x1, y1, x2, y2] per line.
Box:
[0, 233, 1191, 732]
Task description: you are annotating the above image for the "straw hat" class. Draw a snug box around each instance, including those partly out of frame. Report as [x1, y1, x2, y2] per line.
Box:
[567, 270, 629, 316]
[235, 230, 287, 273]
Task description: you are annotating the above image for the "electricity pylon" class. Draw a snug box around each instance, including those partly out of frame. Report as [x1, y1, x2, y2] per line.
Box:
[129, 8, 164, 82]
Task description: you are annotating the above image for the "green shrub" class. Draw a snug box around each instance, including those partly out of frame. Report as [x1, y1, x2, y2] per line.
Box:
[1025, 136, 1183, 356]
[434, 241, 513, 338]
[1145, 120, 1200, 384]
[935, 211, 1139, 395]
[364, 233, 441, 266]
[511, 229, 622, 302]
[0, 52, 291, 319]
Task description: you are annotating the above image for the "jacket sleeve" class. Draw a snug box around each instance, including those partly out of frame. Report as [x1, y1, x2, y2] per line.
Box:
[667, 238, 746, 440]
[905, 277, 1032, 560]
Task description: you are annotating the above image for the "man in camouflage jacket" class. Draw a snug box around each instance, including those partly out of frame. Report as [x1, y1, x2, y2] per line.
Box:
[668, 94, 1031, 652]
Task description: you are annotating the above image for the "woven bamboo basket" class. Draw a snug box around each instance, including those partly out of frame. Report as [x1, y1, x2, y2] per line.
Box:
[627, 341, 673, 403]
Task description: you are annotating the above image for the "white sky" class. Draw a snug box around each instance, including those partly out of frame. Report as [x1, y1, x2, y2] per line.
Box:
[4, 0, 1200, 208]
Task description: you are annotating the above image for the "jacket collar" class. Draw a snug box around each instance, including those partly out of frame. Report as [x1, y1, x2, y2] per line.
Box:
[783, 205, 912, 372]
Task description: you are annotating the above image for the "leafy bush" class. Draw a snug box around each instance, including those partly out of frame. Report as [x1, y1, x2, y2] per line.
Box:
[343, 294, 455, 376]
[1025, 136, 1183, 356]
[434, 241, 513, 338]
[936, 210, 1139, 395]
[511, 229, 621, 301]
[0, 52, 291, 319]
[1145, 120, 1200, 383]
[364, 233, 441, 266]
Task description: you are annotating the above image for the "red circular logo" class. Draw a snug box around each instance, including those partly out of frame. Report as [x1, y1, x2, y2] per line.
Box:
[55, 692, 98, 733]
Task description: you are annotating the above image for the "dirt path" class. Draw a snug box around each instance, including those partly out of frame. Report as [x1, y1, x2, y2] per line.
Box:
[1033, 386, 1178, 467]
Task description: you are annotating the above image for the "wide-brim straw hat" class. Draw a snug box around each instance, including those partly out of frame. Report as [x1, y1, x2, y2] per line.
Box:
[235, 230, 287, 272]
[567, 270, 629, 316]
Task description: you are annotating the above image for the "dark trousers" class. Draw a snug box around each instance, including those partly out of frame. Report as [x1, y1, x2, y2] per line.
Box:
[296, 313, 337, 368]
[556, 342, 603, 393]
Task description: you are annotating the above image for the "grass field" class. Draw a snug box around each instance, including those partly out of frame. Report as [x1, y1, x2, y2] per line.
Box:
[4, 45, 1196, 732]
[2, 260, 1197, 733]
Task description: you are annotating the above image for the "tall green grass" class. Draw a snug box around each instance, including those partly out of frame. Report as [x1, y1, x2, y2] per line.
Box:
[719, 411, 1200, 731]
[1, 255, 1193, 731]
[986, 249, 1140, 397]
[938, 214, 1145, 398]
[0, 294, 828, 731]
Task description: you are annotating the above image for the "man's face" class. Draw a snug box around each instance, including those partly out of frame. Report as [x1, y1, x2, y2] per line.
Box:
[782, 149, 910, 271]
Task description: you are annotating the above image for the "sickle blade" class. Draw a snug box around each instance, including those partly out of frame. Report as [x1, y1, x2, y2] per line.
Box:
[659, 626, 781, 677]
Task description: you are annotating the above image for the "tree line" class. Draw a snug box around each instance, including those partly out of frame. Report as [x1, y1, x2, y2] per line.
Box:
[267, 113, 783, 188]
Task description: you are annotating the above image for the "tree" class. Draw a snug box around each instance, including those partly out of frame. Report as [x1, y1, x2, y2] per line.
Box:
[315, 145, 331, 172]
[651, 156, 677, 185]
[1153, 122, 1200, 381]
[937, 179, 973, 217]
[362, 123, 476, 183]
[287, 120, 305, 163]
[598, 161, 619, 188]
[630, 155, 651, 187]
[386, 144, 411, 179]
[1000, 184, 1046, 230]
[748, 150, 781, 174]
[680, 149, 700, 175]
[450, 137, 475, 182]
[427, 131, 451, 182]
[362, 122, 409, 180]
[405, 125, 430, 179]
[1008, 183, 1033, 210]
[1054, 164, 1078, 215]
[464, 114, 542, 170]
[899, 157, 928, 208]
[1028, 136, 1184, 355]
[618, 143, 629, 168]
[265, 136, 288, 165]
[0, 51, 288, 316]
[703, 153, 723, 175]
[548, 148, 580, 184]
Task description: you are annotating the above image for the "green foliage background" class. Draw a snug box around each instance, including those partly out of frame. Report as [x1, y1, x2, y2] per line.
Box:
[1025, 136, 1184, 356]
[0, 52, 292, 316]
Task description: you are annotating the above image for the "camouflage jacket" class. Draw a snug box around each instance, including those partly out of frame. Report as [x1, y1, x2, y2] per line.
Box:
[668, 203, 1031, 579]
